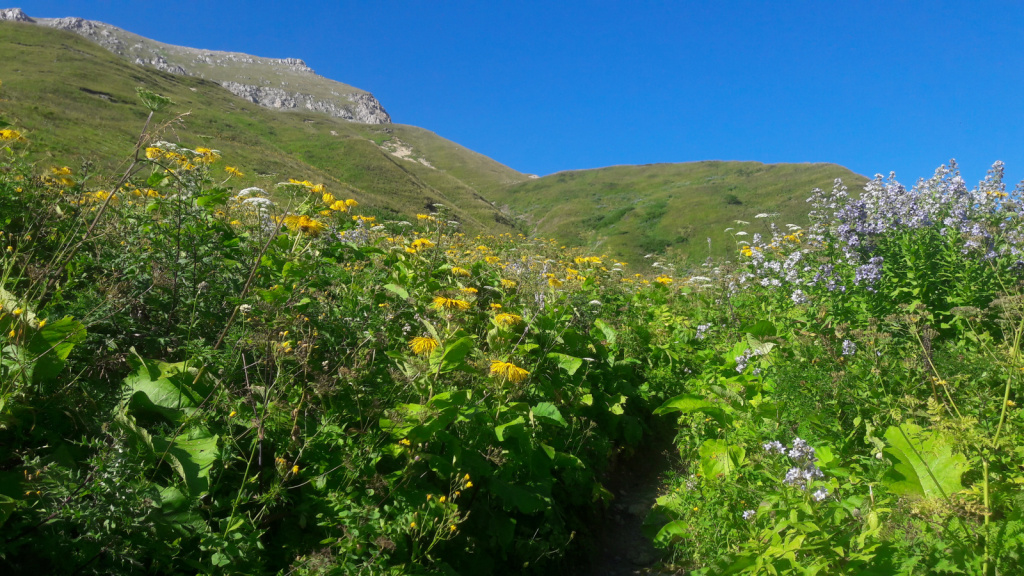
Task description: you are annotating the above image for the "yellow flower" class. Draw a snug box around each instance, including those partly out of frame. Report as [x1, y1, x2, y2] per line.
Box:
[292, 465, 299, 474]
[655, 276, 673, 285]
[439, 495, 446, 503]
[485, 256, 501, 264]
[0, 128, 26, 142]
[409, 336, 440, 355]
[466, 481, 473, 488]
[451, 267, 471, 278]
[490, 360, 530, 383]
[50, 166, 72, 176]
[411, 238, 435, 251]
[494, 313, 522, 328]
[548, 277, 563, 288]
[322, 192, 336, 205]
[225, 166, 244, 177]
[427, 494, 432, 500]
[329, 200, 348, 212]
[410, 522, 416, 528]
[450, 525, 456, 531]
[36, 319, 46, 329]
[460, 287, 478, 295]
[284, 214, 327, 236]
[500, 279, 517, 289]
[229, 411, 237, 418]
[416, 213, 432, 220]
[311, 184, 326, 194]
[345, 199, 358, 208]
[433, 297, 471, 311]
[399, 438, 411, 446]
[12, 308, 23, 316]
[574, 256, 602, 265]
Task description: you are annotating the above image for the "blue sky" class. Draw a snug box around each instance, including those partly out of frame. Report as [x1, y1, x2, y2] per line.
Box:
[18, 1, 1024, 187]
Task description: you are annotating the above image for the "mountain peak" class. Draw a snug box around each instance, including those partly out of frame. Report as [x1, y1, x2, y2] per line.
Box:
[2, 8, 391, 124]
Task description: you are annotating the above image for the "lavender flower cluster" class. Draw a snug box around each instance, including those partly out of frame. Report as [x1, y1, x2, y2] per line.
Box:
[733, 161, 1024, 298]
[765, 437, 828, 498]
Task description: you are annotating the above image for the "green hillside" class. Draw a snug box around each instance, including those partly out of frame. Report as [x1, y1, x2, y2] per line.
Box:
[492, 161, 869, 263]
[0, 21, 528, 234]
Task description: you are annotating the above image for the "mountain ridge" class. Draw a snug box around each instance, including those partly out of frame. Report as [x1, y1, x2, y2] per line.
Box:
[0, 7, 391, 124]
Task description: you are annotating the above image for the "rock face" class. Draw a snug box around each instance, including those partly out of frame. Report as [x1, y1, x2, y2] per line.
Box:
[0, 7, 391, 124]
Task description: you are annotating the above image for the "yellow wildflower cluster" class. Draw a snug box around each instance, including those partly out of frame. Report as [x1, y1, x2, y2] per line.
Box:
[433, 296, 472, 311]
[283, 214, 327, 236]
[655, 275, 674, 285]
[574, 256, 603, 265]
[451, 267, 471, 278]
[411, 238, 435, 251]
[494, 313, 522, 328]
[489, 360, 530, 383]
[224, 166, 244, 178]
[0, 128, 26, 142]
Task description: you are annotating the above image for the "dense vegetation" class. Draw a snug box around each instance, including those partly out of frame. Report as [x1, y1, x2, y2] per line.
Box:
[3, 41, 1024, 576]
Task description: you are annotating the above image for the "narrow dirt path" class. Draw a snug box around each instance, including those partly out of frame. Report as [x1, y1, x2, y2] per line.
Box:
[574, 428, 679, 576]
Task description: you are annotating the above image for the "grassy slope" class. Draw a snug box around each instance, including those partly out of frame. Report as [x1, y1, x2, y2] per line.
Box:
[491, 161, 869, 263]
[0, 22, 527, 234]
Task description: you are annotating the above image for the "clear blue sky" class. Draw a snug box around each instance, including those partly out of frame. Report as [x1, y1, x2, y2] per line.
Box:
[18, 1, 1024, 187]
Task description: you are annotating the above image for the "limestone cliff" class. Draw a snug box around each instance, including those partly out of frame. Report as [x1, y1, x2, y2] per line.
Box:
[0, 8, 392, 124]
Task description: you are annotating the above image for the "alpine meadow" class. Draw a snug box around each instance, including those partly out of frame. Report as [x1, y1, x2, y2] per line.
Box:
[2, 8, 1024, 576]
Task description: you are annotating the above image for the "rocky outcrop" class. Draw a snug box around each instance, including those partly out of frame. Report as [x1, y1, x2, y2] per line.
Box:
[1, 7, 391, 124]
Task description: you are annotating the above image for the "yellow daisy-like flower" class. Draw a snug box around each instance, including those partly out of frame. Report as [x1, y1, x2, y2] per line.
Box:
[345, 199, 358, 208]
[451, 267, 471, 278]
[0, 128, 27, 142]
[329, 200, 348, 212]
[433, 296, 471, 311]
[411, 238, 435, 251]
[494, 313, 522, 328]
[50, 166, 72, 176]
[490, 303, 502, 310]
[225, 166, 244, 177]
[416, 213, 432, 220]
[500, 279, 517, 289]
[490, 360, 530, 383]
[485, 256, 501, 264]
[655, 275, 673, 285]
[548, 277, 563, 288]
[36, 319, 46, 329]
[409, 336, 440, 355]
[460, 287, 478, 295]
[322, 192, 336, 205]
[310, 183, 326, 194]
[284, 214, 327, 236]
[574, 256, 602, 265]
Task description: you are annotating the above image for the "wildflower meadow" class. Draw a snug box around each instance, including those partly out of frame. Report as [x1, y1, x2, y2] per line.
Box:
[1, 90, 1023, 575]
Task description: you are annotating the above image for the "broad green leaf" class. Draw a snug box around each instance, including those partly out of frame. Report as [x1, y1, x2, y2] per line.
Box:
[429, 336, 475, 374]
[122, 350, 214, 423]
[531, 402, 567, 427]
[653, 392, 734, 425]
[494, 416, 525, 442]
[152, 429, 219, 497]
[383, 283, 409, 299]
[547, 352, 583, 376]
[699, 439, 745, 478]
[593, 318, 617, 345]
[655, 520, 689, 542]
[882, 423, 968, 500]
[739, 320, 777, 337]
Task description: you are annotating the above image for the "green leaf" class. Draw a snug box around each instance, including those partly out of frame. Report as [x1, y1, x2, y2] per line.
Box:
[429, 336, 475, 374]
[495, 416, 526, 442]
[882, 423, 968, 500]
[383, 283, 409, 299]
[547, 352, 583, 376]
[122, 350, 214, 423]
[653, 392, 734, 425]
[23, 316, 86, 385]
[739, 320, 777, 337]
[152, 429, 219, 497]
[147, 171, 169, 187]
[699, 439, 745, 478]
[531, 402, 567, 427]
